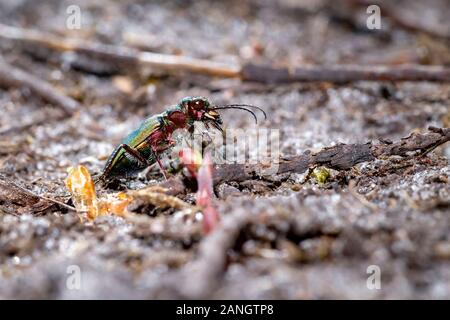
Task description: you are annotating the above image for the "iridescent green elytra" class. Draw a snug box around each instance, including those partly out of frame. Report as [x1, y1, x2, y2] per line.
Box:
[102, 115, 162, 178]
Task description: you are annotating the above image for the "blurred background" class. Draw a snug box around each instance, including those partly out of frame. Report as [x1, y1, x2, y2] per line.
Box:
[0, 0, 449, 299]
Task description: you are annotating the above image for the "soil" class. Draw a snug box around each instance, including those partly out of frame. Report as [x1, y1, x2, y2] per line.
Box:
[0, 0, 449, 299]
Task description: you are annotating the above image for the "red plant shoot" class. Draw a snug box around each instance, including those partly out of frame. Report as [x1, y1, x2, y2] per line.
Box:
[179, 149, 220, 233]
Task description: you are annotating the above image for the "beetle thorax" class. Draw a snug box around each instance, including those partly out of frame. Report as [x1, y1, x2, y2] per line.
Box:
[167, 110, 187, 128]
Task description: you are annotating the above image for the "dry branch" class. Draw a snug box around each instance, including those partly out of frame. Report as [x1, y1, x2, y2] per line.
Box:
[0, 58, 80, 115]
[1, 24, 449, 84]
[241, 64, 450, 84]
[0, 24, 240, 78]
[157, 126, 450, 196]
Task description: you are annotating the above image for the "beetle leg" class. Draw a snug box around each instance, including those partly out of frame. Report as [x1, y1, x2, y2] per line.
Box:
[150, 138, 178, 180]
[102, 144, 150, 178]
[153, 140, 176, 152]
[151, 146, 169, 180]
[155, 154, 168, 180]
[119, 144, 151, 165]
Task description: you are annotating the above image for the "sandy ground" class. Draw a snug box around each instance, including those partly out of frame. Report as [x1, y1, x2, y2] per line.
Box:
[0, 0, 449, 299]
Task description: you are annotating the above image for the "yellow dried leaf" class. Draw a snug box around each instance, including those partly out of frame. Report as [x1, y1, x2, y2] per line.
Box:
[65, 166, 135, 220]
[65, 165, 98, 220]
[98, 192, 133, 217]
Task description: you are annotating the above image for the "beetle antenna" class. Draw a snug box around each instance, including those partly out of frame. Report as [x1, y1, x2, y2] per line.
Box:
[222, 104, 267, 120]
[212, 106, 259, 124]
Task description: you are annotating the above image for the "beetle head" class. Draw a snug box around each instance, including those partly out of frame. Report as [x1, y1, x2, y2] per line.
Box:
[181, 96, 223, 131]
[180, 96, 266, 133]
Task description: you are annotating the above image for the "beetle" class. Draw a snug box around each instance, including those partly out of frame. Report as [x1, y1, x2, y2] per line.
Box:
[98, 96, 266, 181]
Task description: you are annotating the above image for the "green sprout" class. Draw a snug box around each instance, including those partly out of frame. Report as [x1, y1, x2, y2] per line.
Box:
[312, 167, 331, 185]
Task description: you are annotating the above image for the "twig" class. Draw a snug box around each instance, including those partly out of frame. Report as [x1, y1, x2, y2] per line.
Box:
[38, 195, 77, 212]
[1, 24, 449, 84]
[213, 126, 450, 185]
[153, 127, 450, 196]
[241, 63, 450, 84]
[0, 24, 240, 78]
[0, 58, 80, 115]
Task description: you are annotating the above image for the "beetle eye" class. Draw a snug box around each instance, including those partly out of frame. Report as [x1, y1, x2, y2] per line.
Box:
[190, 100, 204, 110]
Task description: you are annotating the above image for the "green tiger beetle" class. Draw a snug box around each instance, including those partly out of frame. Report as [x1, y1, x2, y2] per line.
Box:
[99, 96, 266, 181]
